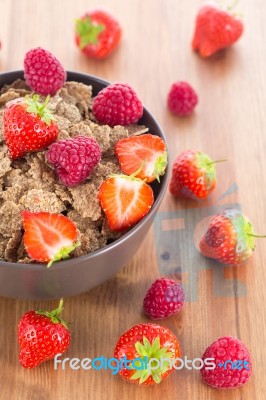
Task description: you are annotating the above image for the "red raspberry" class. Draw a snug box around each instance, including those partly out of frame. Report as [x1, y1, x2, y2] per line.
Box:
[24, 47, 66, 96]
[46, 136, 101, 187]
[201, 336, 252, 389]
[92, 83, 143, 126]
[167, 82, 198, 116]
[143, 277, 185, 320]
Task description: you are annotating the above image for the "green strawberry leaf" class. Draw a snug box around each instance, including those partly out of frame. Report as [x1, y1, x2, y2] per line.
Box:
[75, 17, 105, 49]
[25, 94, 55, 125]
[36, 298, 69, 329]
[47, 241, 81, 268]
[153, 152, 168, 182]
[129, 336, 174, 384]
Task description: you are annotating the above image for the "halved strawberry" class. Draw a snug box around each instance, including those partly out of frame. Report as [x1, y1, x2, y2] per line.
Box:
[115, 134, 167, 183]
[98, 174, 154, 232]
[21, 211, 80, 268]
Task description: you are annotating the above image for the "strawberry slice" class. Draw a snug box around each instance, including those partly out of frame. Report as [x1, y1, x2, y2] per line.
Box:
[21, 211, 80, 268]
[98, 175, 154, 232]
[115, 134, 167, 183]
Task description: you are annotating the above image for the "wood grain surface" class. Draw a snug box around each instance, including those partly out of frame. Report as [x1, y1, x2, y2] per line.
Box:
[0, 0, 265, 399]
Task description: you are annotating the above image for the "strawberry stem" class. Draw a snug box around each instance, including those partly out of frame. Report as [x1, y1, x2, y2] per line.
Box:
[35, 298, 69, 329]
[206, 159, 227, 166]
[25, 94, 55, 125]
[47, 241, 81, 268]
[56, 298, 64, 315]
[247, 234, 266, 238]
[228, 0, 240, 11]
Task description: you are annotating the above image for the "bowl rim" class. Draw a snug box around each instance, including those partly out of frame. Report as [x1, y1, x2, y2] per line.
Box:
[0, 70, 169, 270]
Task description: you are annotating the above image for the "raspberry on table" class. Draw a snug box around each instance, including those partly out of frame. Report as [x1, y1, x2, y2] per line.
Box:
[143, 277, 185, 320]
[46, 136, 101, 187]
[167, 81, 198, 116]
[201, 336, 252, 389]
[92, 83, 143, 126]
[24, 47, 66, 96]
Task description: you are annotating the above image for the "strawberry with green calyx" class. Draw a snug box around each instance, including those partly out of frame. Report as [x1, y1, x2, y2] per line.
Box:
[21, 211, 80, 268]
[114, 323, 181, 385]
[75, 10, 122, 59]
[98, 168, 154, 232]
[192, 0, 244, 58]
[18, 298, 71, 368]
[25, 94, 55, 124]
[199, 209, 266, 265]
[115, 134, 168, 183]
[170, 150, 225, 200]
[4, 94, 58, 159]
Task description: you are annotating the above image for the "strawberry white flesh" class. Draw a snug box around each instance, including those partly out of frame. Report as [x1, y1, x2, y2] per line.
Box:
[22, 211, 80, 267]
[115, 134, 167, 183]
[99, 176, 154, 232]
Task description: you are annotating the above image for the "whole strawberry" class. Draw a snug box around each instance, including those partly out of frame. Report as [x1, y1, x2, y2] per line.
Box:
[199, 209, 266, 265]
[46, 136, 101, 187]
[143, 277, 185, 320]
[169, 150, 224, 200]
[24, 47, 66, 95]
[92, 83, 143, 126]
[75, 10, 122, 59]
[192, 2, 244, 58]
[18, 299, 71, 368]
[167, 82, 198, 116]
[201, 336, 252, 389]
[22, 211, 80, 267]
[4, 95, 58, 159]
[114, 323, 181, 385]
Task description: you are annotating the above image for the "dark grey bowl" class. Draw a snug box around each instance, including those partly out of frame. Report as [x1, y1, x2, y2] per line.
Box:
[0, 70, 169, 300]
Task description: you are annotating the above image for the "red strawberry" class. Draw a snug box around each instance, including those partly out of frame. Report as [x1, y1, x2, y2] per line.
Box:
[169, 150, 224, 200]
[4, 95, 58, 159]
[199, 209, 266, 265]
[18, 299, 71, 368]
[192, 3, 244, 58]
[115, 134, 168, 183]
[114, 323, 181, 385]
[201, 336, 252, 389]
[98, 174, 154, 232]
[21, 211, 80, 267]
[75, 10, 122, 59]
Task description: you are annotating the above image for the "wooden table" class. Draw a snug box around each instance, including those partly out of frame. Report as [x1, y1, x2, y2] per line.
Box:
[0, 0, 265, 399]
